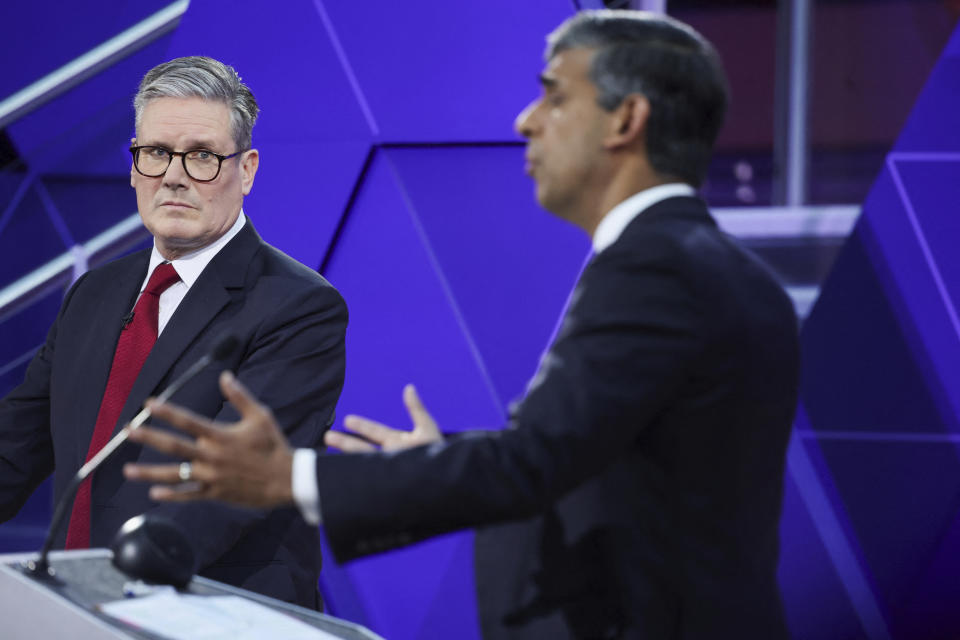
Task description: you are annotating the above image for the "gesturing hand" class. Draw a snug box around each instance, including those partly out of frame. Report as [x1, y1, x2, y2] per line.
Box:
[124, 371, 295, 509]
[325, 384, 443, 453]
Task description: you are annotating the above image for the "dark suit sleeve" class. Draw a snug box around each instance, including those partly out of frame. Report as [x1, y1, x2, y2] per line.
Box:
[0, 274, 90, 522]
[153, 282, 347, 568]
[318, 239, 706, 561]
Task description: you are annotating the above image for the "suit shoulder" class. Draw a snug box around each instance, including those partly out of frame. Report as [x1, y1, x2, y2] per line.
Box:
[85, 248, 150, 277]
[257, 242, 329, 286]
[611, 208, 759, 274]
[66, 249, 149, 295]
[600, 210, 792, 313]
[600, 210, 711, 269]
[254, 242, 338, 290]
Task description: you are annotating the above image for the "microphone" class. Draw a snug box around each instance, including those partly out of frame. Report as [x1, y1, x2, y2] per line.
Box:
[121, 311, 135, 329]
[23, 333, 240, 580]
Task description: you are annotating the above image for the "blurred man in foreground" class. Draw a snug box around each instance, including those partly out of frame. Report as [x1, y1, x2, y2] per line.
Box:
[127, 12, 798, 638]
[0, 56, 346, 608]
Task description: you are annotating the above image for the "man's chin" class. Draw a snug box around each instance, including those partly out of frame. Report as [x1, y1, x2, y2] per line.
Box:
[535, 187, 561, 213]
[152, 204, 198, 218]
[147, 221, 206, 257]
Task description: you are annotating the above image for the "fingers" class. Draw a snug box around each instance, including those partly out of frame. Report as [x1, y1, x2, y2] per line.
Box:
[124, 461, 201, 485]
[336, 384, 442, 453]
[127, 425, 201, 459]
[123, 459, 211, 502]
[146, 398, 220, 441]
[149, 483, 209, 502]
[402, 384, 438, 433]
[324, 429, 378, 453]
[342, 414, 405, 447]
[219, 371, 273, 424]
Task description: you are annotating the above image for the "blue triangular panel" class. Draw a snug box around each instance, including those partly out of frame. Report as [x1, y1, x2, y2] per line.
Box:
[0, 185, 69, 286]
[166, 0, 375, 266]
[321, 149, 519, 638]
[243, 140, 370, 270]
[415, 532, 482, 640]
[778, 457, 868, 640]
[0, 1, 172, 102]
[167, 0, 372, 143]
[385, 146, 590, 413]
[797, 21, 960, 638]
[7, 36, 175, 174]
[322, 1, 574, 142]
[324, 150, 505, 431]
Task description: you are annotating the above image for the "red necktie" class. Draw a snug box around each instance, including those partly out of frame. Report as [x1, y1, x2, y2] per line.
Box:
[64, 262, 180, 549]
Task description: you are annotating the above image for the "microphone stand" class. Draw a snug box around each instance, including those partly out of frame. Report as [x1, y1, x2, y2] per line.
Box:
[22, 335, 237, 580]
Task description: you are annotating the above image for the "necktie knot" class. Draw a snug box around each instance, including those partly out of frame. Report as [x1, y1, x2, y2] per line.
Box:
[145, 262, 180, 296]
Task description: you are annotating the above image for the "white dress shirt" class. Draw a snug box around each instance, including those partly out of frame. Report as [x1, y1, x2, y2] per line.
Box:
[291, 183, 697, 526]
[591, 183, 695, 254]
[138, 212, 247, 334]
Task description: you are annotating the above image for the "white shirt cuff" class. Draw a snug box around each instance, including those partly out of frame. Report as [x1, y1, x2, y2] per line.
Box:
[292, 448, 321, 525]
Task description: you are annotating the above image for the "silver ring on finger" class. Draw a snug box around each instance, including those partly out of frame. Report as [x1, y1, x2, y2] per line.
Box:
[178, 461, 192, 483]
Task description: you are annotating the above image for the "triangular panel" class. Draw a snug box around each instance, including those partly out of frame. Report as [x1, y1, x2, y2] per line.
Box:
[798, 21, 960, 638]
[322, 1, 575, 142]
[167, 0, 372, 143]
[323, 150, 505, 432]
[320, 150, 508, 638]
[165, 0, 376, 266]
[385, 145, 590, 412]
[243, 140, 370, 269]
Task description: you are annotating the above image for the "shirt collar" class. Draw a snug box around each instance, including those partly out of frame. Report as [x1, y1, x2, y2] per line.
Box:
[591, 183, 696, 254]
[145, 210, 247, 290]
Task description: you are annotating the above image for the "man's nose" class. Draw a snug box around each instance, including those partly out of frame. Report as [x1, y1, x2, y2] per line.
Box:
[514, 99, 540, 139]
[163, 155, 190, 188]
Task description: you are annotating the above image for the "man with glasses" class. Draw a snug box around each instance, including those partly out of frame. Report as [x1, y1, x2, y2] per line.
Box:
[0, 56, 346, 609]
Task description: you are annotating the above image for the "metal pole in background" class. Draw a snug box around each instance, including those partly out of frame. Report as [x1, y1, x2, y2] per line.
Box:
[774, 0, 812, 206]
[0, 0, 189, 130]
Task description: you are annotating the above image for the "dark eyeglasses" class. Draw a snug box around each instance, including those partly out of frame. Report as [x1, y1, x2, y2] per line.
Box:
[130, 145, 244, 182]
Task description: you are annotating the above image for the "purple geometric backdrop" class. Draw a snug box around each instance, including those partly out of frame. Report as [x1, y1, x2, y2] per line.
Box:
[2, 1, 960, 638]
[793, 23, 960, 640]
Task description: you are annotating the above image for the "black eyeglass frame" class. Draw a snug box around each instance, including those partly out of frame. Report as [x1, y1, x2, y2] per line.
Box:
[129, 145, 245, 182]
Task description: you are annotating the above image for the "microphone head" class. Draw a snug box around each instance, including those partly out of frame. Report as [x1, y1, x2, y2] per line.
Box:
[210, 333, 239, 361]
[111, 514, 196, 588]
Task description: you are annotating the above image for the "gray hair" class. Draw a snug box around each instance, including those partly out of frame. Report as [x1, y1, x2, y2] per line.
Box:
[546, 10, 729, 186]
[134, 56, 259, 151]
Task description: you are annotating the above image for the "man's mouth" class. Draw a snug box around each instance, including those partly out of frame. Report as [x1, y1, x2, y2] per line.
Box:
[524, 156, 538, 176]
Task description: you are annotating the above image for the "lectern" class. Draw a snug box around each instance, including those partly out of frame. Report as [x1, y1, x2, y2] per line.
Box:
[0, 549, 382, 639]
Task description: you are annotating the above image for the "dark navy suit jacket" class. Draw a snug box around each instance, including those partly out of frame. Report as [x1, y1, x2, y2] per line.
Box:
[316, 197, 798, 638]
[0, 219, 347, 608]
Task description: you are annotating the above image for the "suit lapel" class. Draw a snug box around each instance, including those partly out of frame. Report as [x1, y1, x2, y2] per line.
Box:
[113, 220, 260, 432]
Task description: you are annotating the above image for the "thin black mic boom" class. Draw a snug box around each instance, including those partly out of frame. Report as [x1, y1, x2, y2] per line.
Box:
[23, 333, 240, 579]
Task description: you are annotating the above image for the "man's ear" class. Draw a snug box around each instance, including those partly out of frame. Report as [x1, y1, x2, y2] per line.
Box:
[240, 149, 260, 196]
[130, 138, 137, 187]
[604, 94, 650, 150]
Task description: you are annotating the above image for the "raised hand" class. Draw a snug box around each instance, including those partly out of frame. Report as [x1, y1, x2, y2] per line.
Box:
[324, 384, 443, 453]
[123, 371, 295, 509]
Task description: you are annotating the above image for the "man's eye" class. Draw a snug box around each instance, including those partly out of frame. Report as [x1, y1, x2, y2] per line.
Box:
[189, 150, 214, 161]
[148, 147, 170, 158]
[545, 92, 564, 106]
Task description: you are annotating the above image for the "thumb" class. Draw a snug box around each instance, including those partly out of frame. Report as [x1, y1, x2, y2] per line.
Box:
[403, 384, 436, 432]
